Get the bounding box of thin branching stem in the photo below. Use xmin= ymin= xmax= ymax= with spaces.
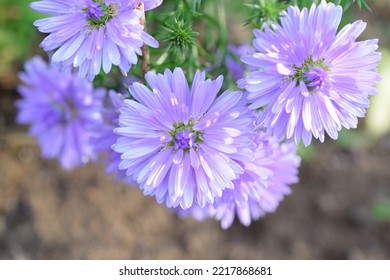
xmin=137 ymin=2 xmax=150 ymax=77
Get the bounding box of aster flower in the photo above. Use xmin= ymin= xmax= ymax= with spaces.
xmin=31 ymin=0 xmax=163 ymax=81
xmin=176 ymin=131 xmax=301 ymax=229
xmin=239 ymin=1 xmax=381 ymax=146
xmin=226 ymin=43 xmax=256 ymax=81
xmin=113 ymin=68 xmax=255 ymax=209
xmin=93 ymin=90 xmax=135 ymax=183
xmin=16 ymin=56 xmax=105 ymax=170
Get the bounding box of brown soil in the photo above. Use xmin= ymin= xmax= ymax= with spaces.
xmin=1 ymin=85 xmax=390 ymax=260
xmin=1 ymin=0 xmax=390 ymax=260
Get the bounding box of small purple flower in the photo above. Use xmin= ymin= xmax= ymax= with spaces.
xmin=31 ymin=0 xmax=163 ymax=81
xmin=113 ymin=68 xmax=256 ymax=209
xmin=16 ymin=56 xmax=105 ymax=170
xmin=239 ymin=1 xmax=381 ymax=146
xmin=177 ymin=131 xmax=301 ymax=229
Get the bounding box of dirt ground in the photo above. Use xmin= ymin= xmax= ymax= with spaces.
xmin=1 ymin=84 xmax=390 ymax=260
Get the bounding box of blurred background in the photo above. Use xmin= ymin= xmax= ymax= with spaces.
xmin=1 ymin=0 xmax=390 ymax=259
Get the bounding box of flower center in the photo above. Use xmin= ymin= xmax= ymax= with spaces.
xmin=170 ymin=121 xmax=203 ymax=151
xmin=290 ymin=55 xmax=329 ymax=92
xmin=86 ymin=1 xmax=105 ymax=20
xmin=174 ymin=128 xmax=195 ymax=150
xmin=84 ymin=0 xmax=118 ymax=26
xmin=304 ymin=67 xmax=328 ymax=91
xmin=53 ymin=97 xmax=79 ymax=123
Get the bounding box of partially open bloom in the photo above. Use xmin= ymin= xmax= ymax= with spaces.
xmin=16 ymin=56 xmax=104 ymax=169
xmin=226 ymin=43 xmax=255 ymax=81
xmin=177 ymin=131 xmax=300 ymax=229
xmin=213 ymin=133 xmax=300 ymax=228
xmin=93 ymin=90 xmax=132 ymax=183
xmin=113 ymin=68 xmax=255 ymax=209
xmin=239 ymin=1 xmax=381 ymax=146
xmin=31 ymin=0 xmax=163 ymax=80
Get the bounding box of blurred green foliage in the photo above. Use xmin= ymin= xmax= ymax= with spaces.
xmin=335 ymin=129 xmax=370 ymax=149
xmin=244 ymin=0 xmax=288 ymax=30
xmin=0 ymin=0 xmax=41 ymax=79
xmin=373 ymin=200 xmax=390 ymax=222
xmin=297 ymin=143 xmax=317 ymax=161
xmin=145 ymin=0 xmax=230 ymax=83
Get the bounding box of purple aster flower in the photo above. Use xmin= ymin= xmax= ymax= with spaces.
xmin=113 ymin=68 xmax=256 ymax=209
xmin=239 ymin=1 xmax=381 ymax=146
xmin=177 ymin=131 xmax=301 ymax=229
xmin=16 ymin=56 xmax=105 ymax=170
xmin=93 ymin=90 xmax=134 ymax=183
xmin=226 ymin=43 xmax=256 ymax=81
xmin=31 ymin=0 xmax=163 ymax=81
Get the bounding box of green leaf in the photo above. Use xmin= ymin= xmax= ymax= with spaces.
xmin=192 ymin=0 xmax=202 ymax=12
xmin=334 ymin=0 xmax=371 ymax=11
xmin=356 ymin=0 xmax=371 ymax=11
